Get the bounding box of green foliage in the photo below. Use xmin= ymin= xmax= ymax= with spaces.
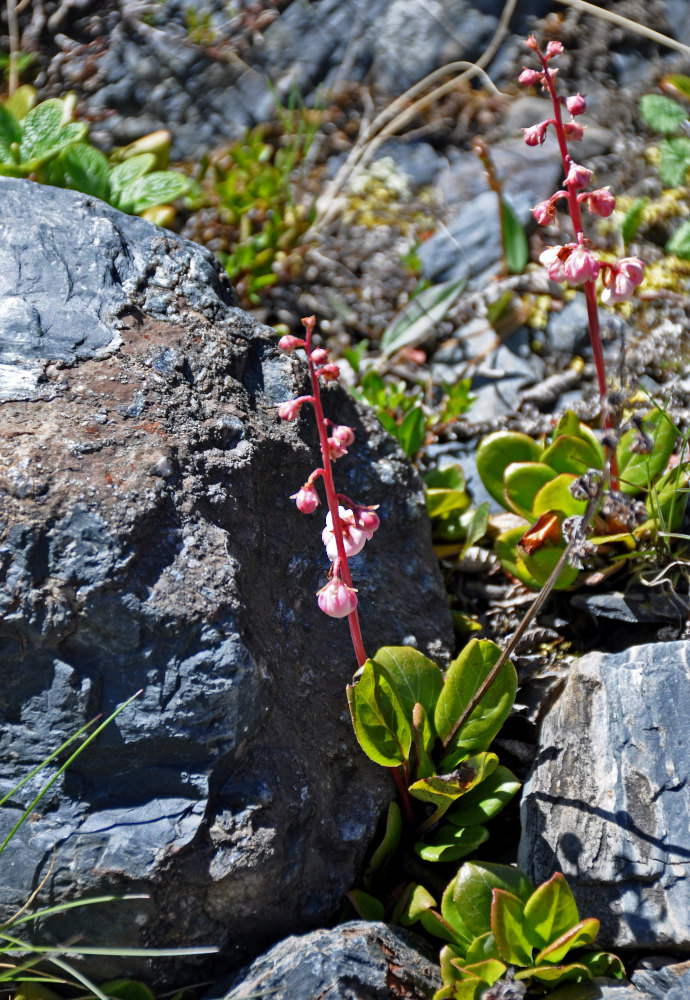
xmin=0 ymin=96 xmax=87 ymax=176
xmin=397 ymin=865 xmax=623 ymax=998
xmin=501 ymin=197 xmax=529 ymax=274
xmin=347 ymin=643 xmax=519 ymax=860
xmin=476 ymin=407 xmax=686 ymax=589
xmin=379 ymin=277 xmax=467 ymax=357
xmin=639 ymin=88 xmax=690 ymax=258
xmin=0 ymin=50 xmax=35 ymax=82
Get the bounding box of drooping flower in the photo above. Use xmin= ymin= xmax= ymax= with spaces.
xmin=291 ymin=484 xmax=320 ymax=514
xmin=522 ymin=120 xmax=551 ymax=146
xmin=277 ymin=395 xmax=312 ymax=420
xmin=519 ymin=67 xmax=541 ymax=86
xmin=580 ymin=187 xmax=616 ymax=217
xmin=322 ymin=506 xmax=369 ymax=560
xmin=565 ymin=161 xmax=592 ymax=190
xmin=565 ymin=93 xmax=586 ymax=115
xmin=278 ymin=335 xmax=305 ymax=352
xmin=331 ymin=425 xmax=356 ymax=449
xmin=545 ymin=40 xmax=564 ymax=58
xmin=533 ymin=192 xmax=565 ymax=225
xmin=354 ymin=507 xmax=380 ymax=537
xmin=601 ymin=257 xmax=645 ymax=304
xmin=311 ymin=348 xmax=329 ymax=364
xmin=316 ymin=363 xmax=340 ymax=382
xmin=563 ymin=244 xmax=600 ymax=284
xmin=562 ymin=120 xmax=585 ymax=141
xmin=540 ymin=243 xmax=575 ymax=282
xmin=317 ymin=576 xmax=358 ymax=618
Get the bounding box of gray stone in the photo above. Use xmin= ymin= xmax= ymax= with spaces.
xmin=0 ymin=178 xmax=452 ymax=984
xmin=632 ymin=960 xmax=690 ymax=1000
xmin=519 ymin=641 xmax=690 ymax=951
xmin=206 ymin=921 xmax=442 ymax=1000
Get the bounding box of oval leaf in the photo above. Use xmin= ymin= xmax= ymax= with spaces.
xmin=491 ymin=889 xmax=533 ymax=966
xmin=532 ymin=473 xmax=587 ymax=519
xmin=444 ymin=862 xmax=534 ymax=945
xmin=541 ymin=434 xmax=604 ymax=476
xmin=373 ymin=646 xmax=444 ymax=722
xmin=504 ymin=462 xmax=557 ymax=519
xmin=445 ymin=765 xmax=521 ymax=827
xmin=346 ymin=889 xmax=385 ymax=922
xmin=616 ymin=407 xmax=677 ymax=494
xmin=523 ymin=873 xmax=580 ymax=950
xmin=346 ymin=659 xmax=411 ymax=767
xmin=535 ymin=917 xmax=600 ymax=965
xmin=123 ymin=170 xmax=190 ymax=213
xmin=476 ymin=432 xmax=542 ymax=507
xmin=501 ymin=196 xmax=528 ymax=274
xmin=414 ymin=823 xmax=489 ymax=863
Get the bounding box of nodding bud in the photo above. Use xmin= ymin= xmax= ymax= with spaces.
xmin=519 ymin=67 xmax=541 ymax=86
xmin=327 ymin=437 xmax=348 ymax=460
xmin=565 ymin=93 xmax=587 ymax=115
xmin=277 ymin=395 xmax=311 ymax=420
xmin=311 ymin=348 xmax=328 ymax=364
xmin=355 ymin=507 xmax=380 ymax=538
xmin=562 ymin=119 xmax=585 ymax=140
xmin=316 ymin=576 xmax=358 ymax=618
xmin=278 ymin=335 xmax=305 ymax=352
xmin=522 ymin=120 xmax=551 ymax=146
xmin=317 ymin=363 xmax=340 ymax=381
xmin=581 ymin=187 xmax=616 ymax=217
xmin=545 ymin=40 xmax=564 ymax=58
xmin=533 ymin=192 xmax=565 ymax=225
xmin=525 ymin=34 xmax=539 ymax=51
xmin=291 ymin=484 xmax=320 ymax=514
xmin=565 ymin=161 xmax=592 ymax=190
xmin=301 ymin=315 xmax=316 ymax=336
xmin=331 ymin=425 xmax=356 ymax=448
xmin=563 ymin=245 xmax=600 ymax=284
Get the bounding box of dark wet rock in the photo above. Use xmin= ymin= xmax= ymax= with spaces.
xmin=519 ymin=641 xmax=690 ymax=952
xmin=206 ymin=921 xmax=442 ymax=1000
xmin=0 ymin=178 xmax=452 ymax=984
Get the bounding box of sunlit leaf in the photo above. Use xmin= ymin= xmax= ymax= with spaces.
xmin=435 ymin=639 xmax=516 ymax=752
xmin=503 ymin=462 xmax=556 ymax=520
xmin=534 ymin=917 xmax=600 ymax=964
xmin=639 ymin=94 xmax=688 ymax=134
xmin=346 ymin=658 xmax=411 ymax=767
xmin=523 ymin=873 xmax=579 ymax=950
xmin=380 ymin=276 xmax=467 ymax=356
xmin=491 ymin=889 xmax=533 ymax=966
xmin=616 ymin=407 xmax=676 ymax=494
xmin=444 ymin=765 xmax=520 ymax=827
xmin=476 ymin=432 xmax=541 ymax=507
xmin=501 ymin=197 xmax=528 ymax=274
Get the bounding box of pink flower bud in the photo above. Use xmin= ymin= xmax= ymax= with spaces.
xmin=317 ymin=576 xmax=358 ymax=618
xmin=311 ymin=348 xmax=328 ymax=364
xmin=525 ymin=34 xmax=539 ymax=51
xmin=601 ymin=257 xmax=645 ymax=304
xmin=565 ymin=93 xmax=586 ymax=115
xmin=545 ymin=40 xmax=564 ymax=58
xmin=355 ymin=507 xmax=380 ymax=538
xmin=331 ymin=425 xmax=355 ymax=448
xmin=522 ymin=120 xmax=551 ymax=146
xmin=540 ymin=244 xmax=574 ymax=283
xmin=533 ymin=192 xmax=565 ymax=225
xmin=291 ymin=484 xmax=320 ymax=514
xmin=317 ymin=363 xmax=340 ymax=382
xmin=327 ymin=437 xmax=348 ymax=460
xmin=519 ymin=67 xmax=541 ymax=86
xmin=581 ymin=187 xmax=616 ymax=217
xmin=322 ymin=506 xmax=368 ymax=560
xmin=563 ymin=245 xmax=600 ymax=284
xmin=565 ymin=161 xmax=592 ymax=190
xmin=276 ymin=395 xmax=311 ymax=420
xmin=562 ymin=120 xmax=585 ymax=140
xmin=278 ymin=335 xmax=305 ymax=352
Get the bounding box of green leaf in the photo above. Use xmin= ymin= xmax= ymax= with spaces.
xmin=457 ymin=959 xmax=506 ymax=986
xmin=434 ymin=639 xmax=517 ymax=752
xmin=443 ymin=862 xmax=534 ymax=946
xmin=520 ymin=538 xmax=578 ymax=590
xmin=20 ymin=100 xmax=87 ymax=167
xmin=445 ymin=765 xmax=521 ymax=827
xmin=659 ymin=136 xmax=690 ymax=187
xmin=100 ymin=981 xmax=156 ymax=1000
xmin=0 ymin=102 xmax=22 ymax=158
xmin=346 ymin=658 xmax=412 ymax=767
xmin=433 ymin=980 xmax=484 ymax=1000
xmin=639 ymin=94 xmax=688 ymax=134
xmin=346 ymin=889 xmax=386 ymax=922
xmin=646 ymin=460 xmax=690 ymax=530
xmin=425 ymin=465 xmax=471 ymax=518
xmin=532 ymin=474 xmax=587 ymax=519
xmin=541 ymin=434 xmax=604 ymax=476
xmin=622 ymin=196 xmax=648 ymax=244
xmin=4 ymin=83 xmax=38 ymax=120
xmin=514 ymin=963 xmax=591 ymax=986
xmin=396 ymin=884 xmax=457 ymax=944
xmin=501 ymin=197 xmax=528 ymax=274
xmin=503 ymin=462 xmax=557 ymax=520
xmin=396 ymin=406 xmax=425 ymax=455
xmin=494 ymin=524 xmax=541 ymax=590
xmin=464 ymin=932 xmax=502 ymax=963
xmin=662 ymin=74 xmax=690 ymax=99
xmin=363 ymin=801 xmax=401 ymax=886
xmin=439 ymin=943 xmax=468 ymax=985
xmin=52 ymin=142 xmax=111 ymax=200
xmin=476 ymin=431 xmax=542 ymax=507
xmin=408 ymin=752 xmax=498 ymax=820
xmin=579 ymin=950 xmax=625 ymax=978
xmin=414 ymin=823 xmax=489 ymax=863
xmin=121 ymin=170 xmax=190 ymax=213
xmin=108 ymin=153 xmax=157 ymax=196
xmin=535 ymin=917 xmax=600 ymax=965
xmin=523 ymin=873 xmax=580 ymax=950
xmin=373 ymin=646 xmax=444 ymax=721
xmin=616 ymin=407 xmax=676 ymax=494
xmin=666 ymin=218 xmax=690 ymax=259
xmin=380 ymin=276 xmax=467 ymax=356
xmin=491 ymin=889 xmax=533 ymax=965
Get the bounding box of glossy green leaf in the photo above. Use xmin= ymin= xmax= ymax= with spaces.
xmin=535 ymin=917 xmax=600 ymax=965
xmin=108 ymin=153 xmax=157 ymax=196
xmin=444 ymin=863 xmax=534 ymax=946
xmin=363 ymin=801 xmax=401 ymax=885
xmin=532 ymin=474 xmax=587 ymax=519
xmin=346 ymin=658 xmax=411 ymax=767
xmin=397 ymin=405 xmax=426 ymax=456
xmin=52 ymin=142 xmax=111 ymax=200
xmin=397 ymin=883 xmax=437 ymax=926
xmin=445 ymin=765 xmax=520 ymax=827
xmin=523 ymin=873 xmax=580 ymax=950
xmin=501 ymin=196 xmax=528 ymax=274
xmin=346 ymin=889 xmax=386 ymax=922
xmin=426 ymin=471 xmax=471 ymax=518
xmin=554 ymin=412 xmax=606 ymax=465
xmin=541 ymin=434 xmax=604 ymax=476
xmin=477 ymin=432 xmax=542 ymax=507
xmin=666 ymin=218 xmax=690 ymax=259
xmin=439 ymin=943 xmax=467 ymax=985
xmin=458 ymin=959 xmax=506 ymax=986
xmin=616 ymin=408 xmax=676 ymax=494
xmin=20 ymin=100 xmax=87 ymax=166
xmin=373 ymin=646 xmax=444 ymax=721
xmin=639 ymin=94 xmax=688 ymax=134
xmin=491 ymin=889 xmax=533 ymax=965
xmin=122 ymin=170 xmax=190 ymax=213
xmin=412 ymin=701 xmax=436 ymax=779
xmin=425 ymin=463 xmax=465 ymax=492
xmin=380 ymin=275 xmax=467 ymax=356
xmin=503 ymin=462 xmax=557 ymax=519
xmin=464 ymin=931 xmax=501 ymax=964
xmin=432 ymin=980 xmax=484 ymax=1000
xmin=514 ymin=962 xmax=591 ymax=986
xmin=434 ymin=639 xmax=517 ymax=751
xmin=461 ymin=503 xmax=490 ymax=552
xmin=622 ymin=196 xmax=648 ymax=244
xmin=100 ymin=981 xmax=155 ymax=1000
xmin=579 ymin=950 xmax=625 ymax=978
xmin=520 ymin=538 xmax=578 ymax=590
xmin=495 ymin=525 xmax=542 ymax=589
xmin=414 ymin=823 xmax=489 ymax=863
xmin=659 ymin=136 xmax=690 ymax=187
xmin=408 ymin=752 xmax=498 ymax=816
xmin=647 ymin=461 xmax=690 ymax=529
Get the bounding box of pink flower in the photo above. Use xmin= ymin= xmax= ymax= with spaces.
xmin=327 ymin=437 xmax=348 ymax=460
xmin=565 ymin=93 xmax=587 ymax=115
xmin=525 ymin=35 xmax=539 ymax=51
xmin=331 ymin=425 xmax=356 ymax=448
xmin=539 ymin=243 xmax=574 ymax=282
xmin=322 ymin=506 xmax=368 ymax=560
xmin=519 ymin=67 xmax=541 ymax=86
xmin=317 ymin=576 xmax=357 ymax=618
xmin=533 ymin=192 xmax=565 ymax=225
xmin=545 ymin=40 xmax=564 ymax=59
xmin=562 ymin=120 xmax=585 ymax=141
xmin=354 ymin=507 xmax=380 ymax=537
xmin=563 ymin=245 xmax=600 ymax=284
xmin=522 ymin=120 xmax=551 ymax=146
xmin=291 ymin=484 xmax=320 ymax=514
xmin=565 ymin=161 xmax=592 ymax=190
xmin=278 ymin=335 xmax=305 ymax=352
xmin=277 ymin=395 xmax=311 ymax=420
xmin=317 ymin=363 xmax=340 ymax=382
xmin=311 ymin=348 xmax=328 ymax=364
xmin=601 ymin=257 xmax=645 ymax=304
xmin=580 ymin=187 xmax=616 ymax=217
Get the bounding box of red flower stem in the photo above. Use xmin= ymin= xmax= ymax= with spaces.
xmin=539 ymin=55 xmax=608 ymax=406
xmin=391 ymin=765 xmax=415 ymax=826
xmin=304 ymin=318 xmax=367 ymax=668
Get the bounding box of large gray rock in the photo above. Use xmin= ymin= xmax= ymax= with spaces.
xmin=206 ymin=921 xmax=442 ymax=1000
xmin=519 ymin=642 xmax=690 ymax=952
xmin=0 ymin=177 xmax=452 ymax=983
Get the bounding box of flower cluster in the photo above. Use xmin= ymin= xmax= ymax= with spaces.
xmin=277 ymin=318 xmax=379 ymax=634
xmin=520 ymin=36 xmax=644 ymax=308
